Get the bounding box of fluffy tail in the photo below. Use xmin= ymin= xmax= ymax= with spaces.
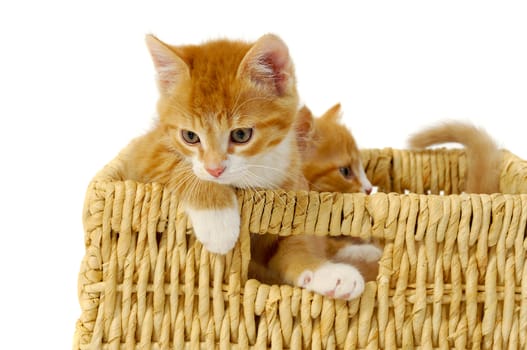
xmin=408 ymin=121 xmax=502 ymax=194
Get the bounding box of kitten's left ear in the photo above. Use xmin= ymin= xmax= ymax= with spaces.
xmin=237 ymin=34 xmax=295 ymax=96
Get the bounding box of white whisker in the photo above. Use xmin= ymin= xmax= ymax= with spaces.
xmin=242 ymin=171 xmax=288 ymax=207
xmin=247 ymin=164 xmax=299 ymax=184
xmin=239 ymin=175 xmax=271 ymax=206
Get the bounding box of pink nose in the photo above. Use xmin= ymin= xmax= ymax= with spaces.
xmin=206 ymin=166 xmax=225 ymax=178
xmin=364 ymin=187 xmax=372 ymax=195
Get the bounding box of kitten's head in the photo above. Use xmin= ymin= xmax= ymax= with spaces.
xmin=146 ymin=34 xmax=300 ymax=189
xmin=300 ymin=104 xmax=372 ymax=194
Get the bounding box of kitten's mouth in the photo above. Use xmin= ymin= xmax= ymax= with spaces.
xmin=200 ymin=172 xmax=261 ymax=189
xmin=195 ymin=171 xmax=237 ymax=185
xmin=209 ymin=176 xmax=233 ymax=185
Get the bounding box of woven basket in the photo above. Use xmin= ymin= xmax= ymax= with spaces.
xmin=74 ymin=148 xmax=527 ymax=349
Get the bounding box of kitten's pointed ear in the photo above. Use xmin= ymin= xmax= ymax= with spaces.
xmin=296 ymin=105 xmax=316 ymax=159
xmin=321 ymin=103 xmax=343 ymax=123
xmin=296 ymin=105 xmax=315 ymax=139
xmin=145 ymin=34 xmax=190 ymax=93
xmin=237 ymin=34 xmax=295 ymax=95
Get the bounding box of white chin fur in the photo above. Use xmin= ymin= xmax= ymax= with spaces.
xmin=358 ymin=161 xmax=372 ymax=192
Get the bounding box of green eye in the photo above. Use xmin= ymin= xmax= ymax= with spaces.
xmin=230 ymin=128 xmax=253 ymax=144
xmin=339 ymin=166 xmax=353 ymax=179
xmin=181 ymin=130 xmax=200 ymax=144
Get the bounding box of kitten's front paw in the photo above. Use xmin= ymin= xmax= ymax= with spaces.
xmin=297 ymin=263 xmax=365 ymax=300
xmin=186 ymin=206 xmax=240 ymax=255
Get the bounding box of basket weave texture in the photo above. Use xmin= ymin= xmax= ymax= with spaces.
xmin=74 ymin=148 xmax=527 ymax=349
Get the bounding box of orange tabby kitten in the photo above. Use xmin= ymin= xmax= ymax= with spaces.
xmin=121 ymin=34 xmax=304 ymax=255
xmin=408 ymin=121 xmax=502 ymax=193
xmin=121 ymin=34 xmax=375 ymax=300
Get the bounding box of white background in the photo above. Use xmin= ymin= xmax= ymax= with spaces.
xmin=1 ymin=1 xmax=526 ymax=348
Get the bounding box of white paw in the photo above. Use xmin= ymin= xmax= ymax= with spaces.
xmin=297 ymin=263 xmax=365 ymax=300
xmin=334 ymin=243 xmax=382 ymax=262
xmin=186 ymin=206 xmax=240 ymax=255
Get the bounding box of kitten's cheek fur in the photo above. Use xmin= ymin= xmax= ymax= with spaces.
xmin=297 ymin=263 xmax=365 ymax=300
xmin=186 ymin=206 xmax=240 ymax=254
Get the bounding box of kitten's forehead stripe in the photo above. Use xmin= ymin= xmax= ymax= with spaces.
xmin=182 ymin=40 xmax=250 ymax=116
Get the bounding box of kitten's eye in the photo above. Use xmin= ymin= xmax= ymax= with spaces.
xmin=230 ymin=128 xmax=253 ymax=144
xmin=339 ymin=166 xmax=354 ymax=179
xmin=181 ymin=130 xmax=200 ymax=145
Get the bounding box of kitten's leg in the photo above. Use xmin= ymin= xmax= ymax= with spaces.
xmin=332 ymin=242 xmax=383 ymax=282
xmin=184 ymin=183 xmax=240 ymax=255
xmin=269 ymin=236 xmax=366 ymax=300
xmin=333 ymin=243 xmax=383 ymax=263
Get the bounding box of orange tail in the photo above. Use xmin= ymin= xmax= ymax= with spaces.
xmin=408 ymin=121 xmax=502 ymax=193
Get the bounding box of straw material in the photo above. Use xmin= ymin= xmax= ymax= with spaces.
xmin=74 ymin=148 xmax=527 ymax=349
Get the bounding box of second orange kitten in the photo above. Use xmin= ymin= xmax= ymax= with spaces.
xmin=300 ymin=104 xmax=380 ymax=283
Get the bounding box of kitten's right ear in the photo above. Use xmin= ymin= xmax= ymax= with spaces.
xmin=237 ymin=34 xmax=295 ymax=96
xmin=145 ymin=34 xmax=190 ymax=93
xmin=321 ymin=103 xmax=343 ymax=123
